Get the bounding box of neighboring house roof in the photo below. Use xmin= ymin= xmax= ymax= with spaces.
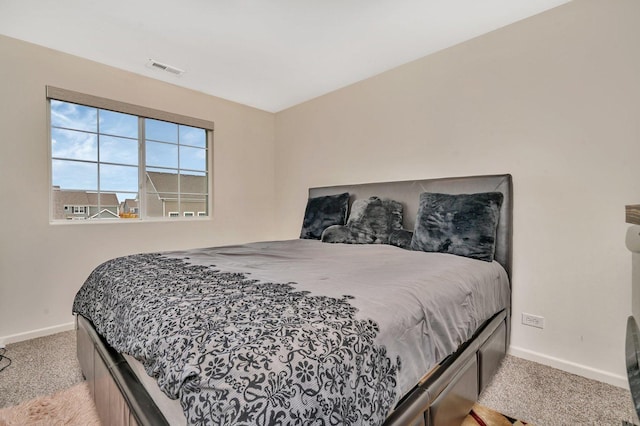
xmin=52 ymin=188 xmax=119 ymax=207
xmin=146 ymin=171 xmax=206 ymax=201
xmin=52 ymin=188 xmax=119 ymax=219
xmin=124 ymin=199 xmax=138 ymax=208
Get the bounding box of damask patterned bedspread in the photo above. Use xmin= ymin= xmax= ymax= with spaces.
xmin=72 ymin=239 xmax=509 ymax=425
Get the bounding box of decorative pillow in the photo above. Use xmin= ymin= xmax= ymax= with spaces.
xmin=320 ymin=225 xmax=360 ymax=244
xmin=410 ymin=192 xmax=503 ymax=262
xmin=389 ymin=229 xmax=413 ymax=250
xmin=300 ymin=192 xmax=350 ymax=240
xmin=321 ymin=196 xmax=403 ymax=244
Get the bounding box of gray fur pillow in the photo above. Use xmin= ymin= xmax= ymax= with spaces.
xmin=300 ymin=192 xmax=350 ymax=240
xmin=320 ymin=225 xmax=360 ymax=244
xmin=410 ymin=192 xmax=503 ymax=262
xmin=321 ymin=196 xmax=403 ymax=244
xmin=389 ymin=229 xmax=413 ymax=250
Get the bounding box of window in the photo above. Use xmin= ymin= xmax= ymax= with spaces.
xmin=64 ymin=205 xmax=87 ymax=214
xmin=48 ymin=87 xmax=214 ymax=222
xmin=197 ymin=211 xmax=207 ymax=217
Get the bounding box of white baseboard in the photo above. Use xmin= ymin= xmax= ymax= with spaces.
xmin=509 ymin=345 xmax=628 ymax=390
xmin=0 ymin=322 xmax=75 ymax=346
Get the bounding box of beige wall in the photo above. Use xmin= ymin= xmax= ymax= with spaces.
xmin=0 ymin=35 xmax=277 ymax=340
xmin=275 ymin=0 xmax=640 ymax=387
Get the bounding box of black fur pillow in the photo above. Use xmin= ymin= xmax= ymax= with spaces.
xmin=299 ymin=192 xmax=350 ymax=240
xmin=322 ymin=196 xmax=403 ymax=244
xmin=410 ymin=192 xmax=503 ymax=262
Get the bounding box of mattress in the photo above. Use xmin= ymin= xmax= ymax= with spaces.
xmin=73 ymin=239 xmax=509 ymax=424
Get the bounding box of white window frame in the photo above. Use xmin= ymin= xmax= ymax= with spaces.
xmin=168 ymin=212 xmax=180 ymax=218
xmin=183 ymin=212 xmax=194 ymax=217
xmin=47 ymin=86 xmax=214 ymax=223
xmin=197 ymin=211 xmax=207 ymax=217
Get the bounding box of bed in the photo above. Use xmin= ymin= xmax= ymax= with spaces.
xmin=73 ymin=173 xmax=513 ymax=426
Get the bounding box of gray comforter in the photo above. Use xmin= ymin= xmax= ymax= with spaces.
xmin=72 ymin=239 xmax=509 ymax=425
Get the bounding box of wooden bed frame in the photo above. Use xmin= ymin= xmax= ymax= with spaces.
xmin=76 ymin=174 xmax=513 ymax=426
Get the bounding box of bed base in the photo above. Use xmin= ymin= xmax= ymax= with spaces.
xmin=76 ymin=314 xmax=167 ymax=426
xmin=76 ymin=308 xmax=507 ymax=426
xmin=384 ymin=310 xmax=508 ymax=426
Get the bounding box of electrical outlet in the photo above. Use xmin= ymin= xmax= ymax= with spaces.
xmin=522 ymin=313 xmax=545 ymax=329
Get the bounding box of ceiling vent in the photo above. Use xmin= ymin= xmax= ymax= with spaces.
xmin=146 ymin=59 xmax=185 ymax=76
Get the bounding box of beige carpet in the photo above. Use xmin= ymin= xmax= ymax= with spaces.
xmin=2 ymin=331 xmax=637 ymax=425
xmin=0 ymin=380 xmax=533 ymax=426
xmin=0 ymin=382 xmax=99 ymax=426
xmin=0 ymin=331 xmax=83 ymax=409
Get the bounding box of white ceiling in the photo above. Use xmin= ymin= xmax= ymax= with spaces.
xmin=0 ymin=0 xmax=568 ymax=112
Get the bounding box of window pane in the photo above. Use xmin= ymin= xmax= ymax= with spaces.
xmin=179 ymin=125 xmax=206 ymax=148
xmin=179 ymin=146 xmax=206 ymax=171
xmin=146 ymin=168 xmax=178 ymax=192
xmin=146 ymin=119 xmax=177 ymax=143
xmin=93 ymin=193 xmax=121 ymax=219
xmin=52 ymin=160 xmax=97 ymax=191
xmin=180 ymin=172 xmax=207 ymax=217
xmin=99 ymin=109 xmax=138 ymax=138
xmin=116 ymin=193 xmax=137 ymax=205
xmin=182 ymin=201 xmax=207 ymax=216
xmin=180 ymin=172 xmax=207 ymax=194
xmin=100 ymin=164 xmax=138 ymax=192
xmin=146 ymin=141 xmax=178 ymax=169
xmin=145 ymin=192 xmax=164 ymax=218
xmin=51 ymin=100 xmax=97 ymax=132
xmin=51 ymin=128 xmax=97 ymax=161
xmin=118 ymin=194 xmax=139 ymax=219
xmin=100 ymin=135 xmax=138 ymax=166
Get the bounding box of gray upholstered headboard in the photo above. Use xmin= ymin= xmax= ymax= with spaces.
xmin=308 ymin=174 xmax=513 ymax=280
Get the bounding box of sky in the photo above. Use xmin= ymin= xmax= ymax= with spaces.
xmin=50 ymin=100 xmax=207 ymax=203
